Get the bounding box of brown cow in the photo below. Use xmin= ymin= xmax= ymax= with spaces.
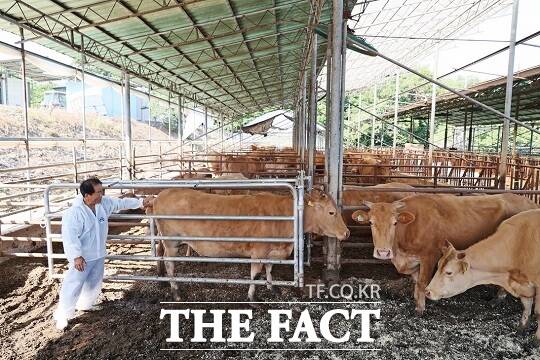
xmin=151 ymin=188 xmax=350 ymax=301
xmin=342 ymin=182 xmax=415 ymax=226
xmin=425 ymin=209 xmax=540 ymax=339
xmin=351 ymin=193 xmax=538 ymax=314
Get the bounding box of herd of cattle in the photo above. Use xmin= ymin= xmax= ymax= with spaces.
xmin=113 ymin=146 xmax=540 ymax=340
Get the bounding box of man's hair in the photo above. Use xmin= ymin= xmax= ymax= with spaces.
xmin=80 ymin=177 xmax=102 ymax=197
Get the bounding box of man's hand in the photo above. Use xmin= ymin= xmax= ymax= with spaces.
xmin=74 ymin=256 xmax=86 ymax=272
xmin=142 ymin=196 xmax=155 ymax=209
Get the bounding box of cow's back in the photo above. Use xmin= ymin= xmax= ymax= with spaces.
xmin=153 ymin=189 xmax=294 ymax=258
xmin=396 ymin=194 xmax=537 ymax=254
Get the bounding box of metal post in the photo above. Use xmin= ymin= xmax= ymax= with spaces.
xmin=118 ymin=144 xmax=123 ymax=180
xmin=496 ymin=125 xmax=501 ymax=153
xmin=178 ymin=95 xmax=183 ymax=160
xmin=168 ymin=91 xmax=171 ymax=140
xmin=147 ymin=82 xmax=152 ymax=150
xmin=220 ymin=114 xmax=224 ymax=153
xmin=512 ymin=95 xmax=521 ymax=157
xmin=80 ymin=35 xmax=87 ymax=161
xmin=498 ymin=0 xmax=519 ymax=189
xmin=463 ymin=112 xmax=468 ymax=150
xmin=300 ymin=70 xmax=307 ymax=166
xmin=529 ymin=123 xmax=534 ymax=155
xmin=72 ymin=146 xmax=78 ymax=185
xmin=122 ymin=71 xmax=133 ymax=180
xmin=443 ymin=110 xmax=449 ymax=149
xmin=512 ymin=123 xmax=518 ymax=157
xmin=468 ymin=110 xmax=474 ymax=152
xmin=19 ymin=27 xmax=31 ymax=220
xmin=1 ymin=68 xmax=7 ymax=104
xmin=204 ymin=106 xmax=208 ymax=154
xmin=357 ymin=92 xmax=362 ymax=148
xmin=324 ymin=22 xmax=332 ymax=178
xmin=324 ymin=1 xmax=344 ymax=283
xmin=428 ymin=50 xmax=439 ymax=164
xmin=392 ymin=72 xmax=400 ymax=156
xmin=371 ymin=83 xmax=377 ymax=148
xmin=307 ymin=34 xmax=318 ymax=180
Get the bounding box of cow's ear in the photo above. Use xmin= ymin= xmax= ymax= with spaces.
xmin=352 ymin=210 xmax=369 ymax=224
xmin=441 ymin=239 xmax=454 ymax=252
xmin=397 ymin=211 xmax=415 ymax=224
xmin=362 ymin=200 xmax=374 ymax=209
xmin=458 ymin=255 xmax=469 ymax=273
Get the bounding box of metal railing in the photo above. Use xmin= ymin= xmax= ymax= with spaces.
xmin=40 ymin=177 xmax=307 ymax=288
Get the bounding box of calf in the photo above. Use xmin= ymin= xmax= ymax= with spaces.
xmin=426 ymin=209 xmax=540 ymax=339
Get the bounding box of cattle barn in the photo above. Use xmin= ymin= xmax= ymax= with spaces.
xmin=0 ymin=0 xmax=540 ymax=358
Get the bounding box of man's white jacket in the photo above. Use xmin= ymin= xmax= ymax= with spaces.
xmin=61 ymin=195 xmax=143 ymax=262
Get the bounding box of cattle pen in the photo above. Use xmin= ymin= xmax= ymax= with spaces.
xmin=1 ymin=0 xmax=540 ymax=359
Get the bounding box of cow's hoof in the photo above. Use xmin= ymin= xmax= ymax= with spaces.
xmin=516 ymin=324 xmax=529 ymax=336
xmin=172 ymin=294 xmax=182 ymax=302
xmin=415 ymin=307 xmax=425 ymax=316
xmin=270 ymin=287 xmax=282 ymax=296
xmin=488 ymin=294 xmax=506 ymax=308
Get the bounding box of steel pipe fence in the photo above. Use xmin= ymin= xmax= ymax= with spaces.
xmin=36 ymin=177 xmax=307 ymax=288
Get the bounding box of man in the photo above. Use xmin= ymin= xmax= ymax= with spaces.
xmin=53 ymin=177 xmax=152 ymax=330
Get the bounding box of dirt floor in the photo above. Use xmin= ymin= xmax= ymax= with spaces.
xmin=1 ymin=225 xmax=540 ymax=360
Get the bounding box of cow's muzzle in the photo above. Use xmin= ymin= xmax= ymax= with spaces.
xmin=374 ymin=248 xmax=393 ymax=260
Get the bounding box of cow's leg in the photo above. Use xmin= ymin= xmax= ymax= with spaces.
xmin=489 ymin=287 xmax=508 ymax=307
xmin=415 ymin=256 xmax=438 ymax=315
xmin=156 ymin=240 xmax=165 ymax=277
xmin=411 ymin=270 xmax=419 ymax=301
xmin=265 ymin=264 xmax=281 ymax=295
xmin=534 ymin=287 xmax=540 ymax=341
xmin=163 ymin=247 xmax=181 ymax=301
xmin=248 ymin=263 xmax=264 ymax=302
xmin=185 ymin=245 xmax=192 ymax=257
xmin=518 ymin=296 xmax=534 ymax=334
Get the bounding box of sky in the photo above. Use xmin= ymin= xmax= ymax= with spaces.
xmin=420 ymin=0 xmax=540 ymax=82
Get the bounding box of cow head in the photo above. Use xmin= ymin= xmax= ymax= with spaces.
xmin=304 ymin=190 xmax=350 ymax=241
xmin=351 ymin=200 xmax=415 ymax=260
xmin=425 ymin=241 xmax=472 ymax=300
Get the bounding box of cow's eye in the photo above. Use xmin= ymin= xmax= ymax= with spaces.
xmin=329 ymin=211 xmax=336 ymax=216
xmin=445 ymin=271 xmax=453 ymax=276
xmin=392 ymin=220 xmax=397 ymax=225
xmin=369 ymin=220 xmax=374 ymax=225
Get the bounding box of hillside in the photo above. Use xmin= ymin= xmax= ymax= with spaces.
xmin=0 ymin=105 xmax=173 ymax=182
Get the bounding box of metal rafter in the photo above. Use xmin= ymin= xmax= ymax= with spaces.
xmin=115 ymin=0 xmax=250 ymax=112
xmin=0 ymin=0 xmax=239 ymax=115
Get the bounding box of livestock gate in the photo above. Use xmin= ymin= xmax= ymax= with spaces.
xmin=38 ymin=177 xmax=310 ymax=290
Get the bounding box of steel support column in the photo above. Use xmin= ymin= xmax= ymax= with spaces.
xmin=392 ymin=72 xmax=400 ymax=155
xmin=498 ymin=0 xmax=519 ymax=189
xmin=371 ymin=83 xmax=377 ymax=148
xmin=80 ymin=35 xmax=87 ymax=161
xmin=204 ymin=106 xmax=208 ymax=154
xmin=443 ymin=110 xmax=449 ymax=149
xmin=324 ymin=1 xmax=345 ymax=283
xmin=178 ymin=95 xmax=183 ymax=159
xmin=307 ymin=34 xmax=318 ymax=180
xmin=122 ymin=71 xmax=133 ymax=180
xmin=428 ymin=50 xmax=438 ymax=165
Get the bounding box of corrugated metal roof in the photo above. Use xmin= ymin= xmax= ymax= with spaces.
xmin=0 ymin=0 xmax=346 ymax=117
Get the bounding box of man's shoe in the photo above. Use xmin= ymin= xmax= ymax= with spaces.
xmin=76 ymin=304 xmax=103 ymax=312
xmin=55 ymin=318 xmax=68 ymax=330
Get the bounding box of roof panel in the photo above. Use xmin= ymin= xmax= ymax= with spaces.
xmin=0 ymin=0 xmax=333 ymax=116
